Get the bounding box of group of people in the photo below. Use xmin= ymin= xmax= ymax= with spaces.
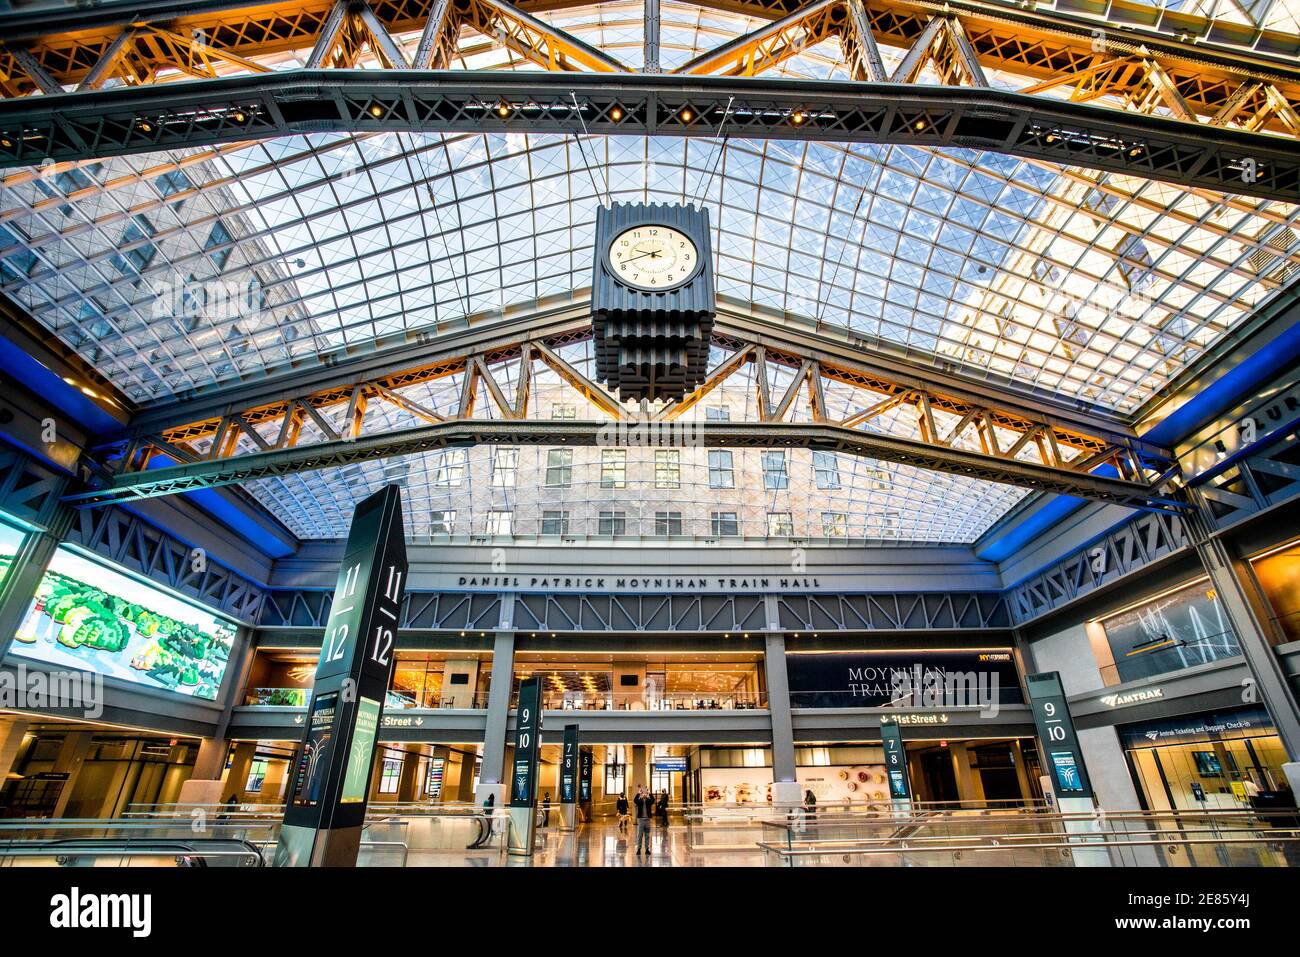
xmin=614 ymin=786 xmax=669 ymax=855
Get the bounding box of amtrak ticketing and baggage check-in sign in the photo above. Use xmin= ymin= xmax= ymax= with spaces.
xmin=275 ymin=485 xmax=409 ymax=867
xmin=1025 ymin=672 xmax=1093 ymax=800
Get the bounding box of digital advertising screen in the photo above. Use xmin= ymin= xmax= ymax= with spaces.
xmin=11 ymin=546 xmax=237 ymax=701
xmin=340 ymin=696 xmax=382 ymax=804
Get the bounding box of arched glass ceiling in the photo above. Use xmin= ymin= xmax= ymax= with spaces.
xmin=0 ymin=1 xmax=1297 ymax=543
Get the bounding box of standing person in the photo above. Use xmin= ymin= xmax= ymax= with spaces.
xmin=803 ymin=789 xmax=817 ymax=833
xmin=633 ymin=785 xmax=654 ymax=856
xmin=656 ymin=788 xmax=669 ymax=826
xmin=616 ymin=792 xmax=630 ymax=831
xmin=541 ymin=792 xmax=551 ymax=827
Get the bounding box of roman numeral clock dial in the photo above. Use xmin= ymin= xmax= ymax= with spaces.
xmin=609 ymin=225 xmax=698 ymax=290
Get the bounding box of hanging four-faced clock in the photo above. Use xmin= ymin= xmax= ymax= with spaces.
xmin=592 ymin=203 xmax=716 ymax=402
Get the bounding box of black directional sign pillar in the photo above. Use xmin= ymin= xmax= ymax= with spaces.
xmin=275 ymin=485 xmax=408 ymax=867
xmin=578 ymin=746 xmax=594 ymax=821
xmin=879 ymin=717 xmax=913 ymax=805
xmin=507 ymin=675 xmax=543 ymax=855
xmin=559 ymin=724 xmax=579 ymax=831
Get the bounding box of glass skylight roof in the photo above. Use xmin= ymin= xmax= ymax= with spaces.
xmin=0 ymin=0 xmax=1297 ymax=544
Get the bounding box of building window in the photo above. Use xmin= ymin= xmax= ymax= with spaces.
xmin=430 ymin=510 xmax=455 ymax=535
xmin=545 ymin=448 xmax=573 ymax=487
xmin=551 ymin=403 xmax=577 ymax=419
xmin=378 ymin=757 xmax=402 ymax=794
xmin=541 ymin=510 xmax=571 ymax=536
xmin=492 ymin=447 xmax=518 ymax=488
xmin=655 ymin=449 xmax=681 ymax=489
xmin=822 ymin=512 xmax=847 ymax=537
xmin=600 ymin=449 xmax=627 ymax=489
xmin=433 ymin=449 xmax=467 ymax=487
xmin=767 ymin=511 xmax=794 ymax=536
xmin=711 ymin=511 xmax=739 ymax=536
xmin=708 ymin=450 xmax=734 ymax=488
xmin=486 ymin=510 xmax=513 ymax=535
xmin=705 ymin=407 xmax=730 ymax=421
xmin=762 ymin=451 xmax=788 ymax=490
xmin=654 ymin=511 xmax=683 ymax=536
xmin=598 ymin=510 xmax=626 ymax=536
xmin=244 ymin=758 xmax=268 ymax=793
xmin=812 ymin=451 xmax=841 ymax=490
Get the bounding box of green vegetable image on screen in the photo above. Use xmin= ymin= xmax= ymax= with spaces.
xmin=13 ymin=549 xmax=236 ymax=701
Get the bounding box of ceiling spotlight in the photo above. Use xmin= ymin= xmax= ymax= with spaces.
xmin=369 ymin=104 xmax=383 ymax=117
xmin=914 ymin=119 xmax=925 ymax=131
xmin=680 ymin=108 xmax=693 ymax=123
xmin=792 ymin=111 xmax=807 ymax=125
xmin=610 ymin=106 xmax=624 ymax=121
xmin=497 ymin=102 xmax=511 ymax=117
xmin=232 ymin=110 xmax=247 ymax=123
xmin=0 ymin=138 xmax=11 ymax=149
xmin=1045 ymin=133 xmax=1057 ymax=143
xmin=138 ymin=120 xmax=154 ymax=133
xmin=1128 ymin=146 xmax=1143 ymax=157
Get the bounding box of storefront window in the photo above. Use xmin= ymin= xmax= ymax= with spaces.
xmin=1099 ymin=581 xmax=1241 ymax=683
xmin=1119 ymin=707 xmax=1288 ymax=812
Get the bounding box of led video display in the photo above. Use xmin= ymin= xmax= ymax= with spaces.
xmin=12 ymin=546 xmax=237 ymax=701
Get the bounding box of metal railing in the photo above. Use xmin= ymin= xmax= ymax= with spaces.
xmin=513 ymin=691 xmax=767 ymax=711
xmin=758 ymin=807 xmax=1300 ymax=867
xmin=0 ymin=835 xmax=265 ymax=868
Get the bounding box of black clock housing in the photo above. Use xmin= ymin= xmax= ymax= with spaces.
xmin=592 ymin=202 xmax=715 ymax=402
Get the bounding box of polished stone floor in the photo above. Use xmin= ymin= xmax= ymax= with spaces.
xmin=405 ymin=821 xmax=765 ymax=867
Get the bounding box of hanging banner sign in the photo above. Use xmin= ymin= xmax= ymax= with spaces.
xmin=879 ymin=717 xmax=912 ymax=801
xmin=276 ymin=485 xmax=408 ymax=867
xmin=1025 ymin=672 xmax=1093 ymax=800
xmin=511 ymin=676 xmax=543 ymax=808
xmin=560 ymin=724 xmax=579 ymax=805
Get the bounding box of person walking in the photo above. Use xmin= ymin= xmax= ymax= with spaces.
xmin=633 ymin=785 xmax=654 ymax=856
xmin=615 ymin=792 xmax=630 ymax=831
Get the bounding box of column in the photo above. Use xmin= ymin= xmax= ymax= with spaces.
xmin=224 ymin=741 xmax=257 ymax=802
xmin=178 ymin=736 xmax=231 ymax=806
xmin=455 ymin=751 xmax=478 ymax=802
xmin=630 ymin=745 xmax=648 ymax=794
xmin=0 ymin=716 xmax=31 ymax=781
xmin=476 ymin=630 xmax=515 ymax=805
xmin=762 ymin=628 xmax=799 ymax=806
xmin=949 ymin=743 xmax=984 ymax=806
xmin=49 ymin=730 xmax=92 ymax=818
xmin=1010 ymin=739 xmax=1034 ymax=802
xmin=1185 ymin=489 xmax=1300 ymax=794
xmin=396 ymin=749 xmax=422 ymax=802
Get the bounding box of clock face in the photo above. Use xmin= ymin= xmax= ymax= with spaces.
xmin=607 ymin=224 xmax=699 ymax=291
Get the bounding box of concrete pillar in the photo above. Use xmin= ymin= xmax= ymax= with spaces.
xmin=0 ymin=716 xmax=31 ymax=780
xmin=177 ymin=736 xmax=231 ymax=806
xmin=442 ymin=659 xmax=480 ymax=708
xmin=476 ymin=630 xmax=515 ymax=805
xmin=224 ymin=742 xmax=257 ymax=802
xmin=455 ymin=751 xmax=478 ymax=802
xmin=1185 ymin=491 xmax=1300 ymax=794
xmin=1010 ymin=739 xmax=1034 ymax=802
xmin=630 ymin=745 xmax=648 ymax=794
xmin=762 ymin=629 xmax=799 ymax=805
xmin=49 ymin=730 xmax=93 ymax=818
xmin=949 ymin=743 xmax=984 ymax=805
xmin=396 ymin=749 xmax=422 ymax=802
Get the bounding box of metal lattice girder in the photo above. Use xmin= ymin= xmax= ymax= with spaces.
xmin=63 ymin=417 xmax=1184 ymax=510
xmin=117 ymin=300 xmax=1167 ymax=483
xmin=0 ymin=71 xmax=1294 ymax=200
xmin=673 ymin=0 xmax=845 ymax=76
xmin=460 ymin=0 xmax=631 ymax=72
xmin=3 ymin=0 xmax=1298 ymax=139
